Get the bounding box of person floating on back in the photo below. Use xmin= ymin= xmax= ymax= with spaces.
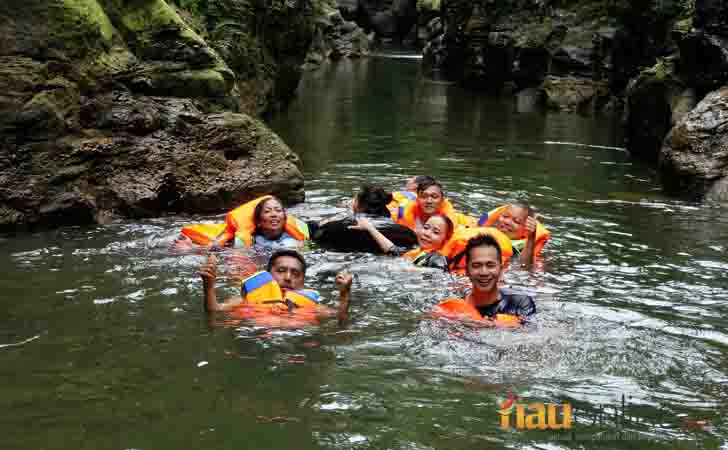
xmin=432 ymin=234 xmax=536 ymax=328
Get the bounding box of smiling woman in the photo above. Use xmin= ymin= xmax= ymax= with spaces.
xmin=177 ymin=195 xmax=311 ymax=249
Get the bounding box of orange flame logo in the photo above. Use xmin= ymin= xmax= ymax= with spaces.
xmin=498 ymin=391 xmax=519 ymax=416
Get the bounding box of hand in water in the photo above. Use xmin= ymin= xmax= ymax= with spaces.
xmin=199 ymin=254 xmax=218 ymax=286
xmin=172 ymin=234 xmax=195 ymax=251
xmin=335 ymin=271 xmax=353 ymax=293
xmin=270 ymin=303 xmax=289 ymax=315
xmin=348 ymin=217 xmax=373 ymax=231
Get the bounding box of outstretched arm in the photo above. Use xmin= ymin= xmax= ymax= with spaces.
xmin=335 ymin=271 xmax=354 ymax=325
xmin=349 ymin=217 xmax=396 ymax=253
xmin=199 ymin=254 xmax=244 ymax=313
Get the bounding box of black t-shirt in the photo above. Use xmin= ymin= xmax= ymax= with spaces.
xmin=474 ymin=288 xmax=536 ymax=319
xmin=388 ymin=246 xmax=449 ymax=271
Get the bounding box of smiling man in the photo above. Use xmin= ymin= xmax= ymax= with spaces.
xmin=432 ymin=234 xmax=536 ymax=327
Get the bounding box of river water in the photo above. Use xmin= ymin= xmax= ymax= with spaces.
xmin=2 ymin=56 xmax=727 ymax=449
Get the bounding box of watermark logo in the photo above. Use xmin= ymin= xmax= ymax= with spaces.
xmin=498 ymin=391 xmax=572 ymax=430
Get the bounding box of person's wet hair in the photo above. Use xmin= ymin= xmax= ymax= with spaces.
xmin=511 ymin=201 xmax=534 ymax=218
xmin=253 ymin=196 xmax=286 ymax=227
xmin=429 ymin=214 xmax=455 ymax=242
xmin=465 ymin=234 xmax=502 ymax=266
xmin=416 ymin=179 xmax=444 ymax=196
xmin=267 ymin=249 xmax=307 ymax=273
xmin=414 ymin=175 xmax=435 ymax=190
xmin=355 ymin=185 xmax=393 ymax=217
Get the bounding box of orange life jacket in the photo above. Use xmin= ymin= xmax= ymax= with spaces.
xmin=240 ymin=271 xmax=321 ymax=309
xmin=180 ymin=223 xmax=227 ymax=246
xmin=179 ymin=195 xmax=309 ymax=248
xmin=387 ymin=190 xmax=417 ymax=212
xmin=392 ymin=198 xmax=458 ymax=231
xmin=432 ymin=298 xmax=521 ymax=327
xmin=223 ymin=195 xmax=310 ymax=247
xmin=439 ymin=227 xmax=513 ymax=273
xmin=478 ymin=205 xmax=551 ymax=256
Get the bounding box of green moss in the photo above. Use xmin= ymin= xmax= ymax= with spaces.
xmin=117 ymin=0 xmax=206 ymax=48
xmin=149 ymin=68 xmax=230 ymax=97
xmin=673 ymin=17 xmax=693 ymax=33
xmin=417 ymin=0 xmax=441 ymax=13
xmin=52 ymin=0 xmax=116 ymax=51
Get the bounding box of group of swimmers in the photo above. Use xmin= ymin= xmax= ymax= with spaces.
xmin=185 ymin=175 xmax=550 ymax=329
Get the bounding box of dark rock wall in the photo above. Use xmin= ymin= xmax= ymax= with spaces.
xmin=0 ymin=0 xmax=313 ymax=229
xmin=420 ymin=0 xmax=728 ymax=202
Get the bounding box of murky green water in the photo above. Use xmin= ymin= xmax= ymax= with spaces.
xmin=2 ymin=56 xmax=727 ymax=450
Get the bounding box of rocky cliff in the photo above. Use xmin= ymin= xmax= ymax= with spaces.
xmin=421 ymin=0 xmax=728 ymax=202
xmin=0 ymin=0 xmax=315 ymax=229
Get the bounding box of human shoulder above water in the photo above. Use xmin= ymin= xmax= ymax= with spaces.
xmin=432 ymin=234 xmax=536 ymax=328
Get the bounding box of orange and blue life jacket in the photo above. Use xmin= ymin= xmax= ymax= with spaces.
xmin=477 ymin=205 xmax=551 ymax=256
xmin=241 ymin=271 xmax=320 ymax=310
xmin=387 ymin=190 xmax=417 ymax=213
xmin=392 ymin=198 xmax=458 ymax=231
xmin=179 ymin=195 xmax=310 ymax=248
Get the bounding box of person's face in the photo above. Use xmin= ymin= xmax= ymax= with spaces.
xmin=417 ymin=216 xmax=450 ymax=250
xmin=405 ymin=177 xmax=418 ymax=192
xmin=259 ymin=199 xmax=286 ymax=235
xmin=494 ymin=205 xmax=528 ymax=239
xmin=270 ymin=256 xmax=305 ymax=289
xmin=465 ymin=246 xmax=502 ymax=294
xmin=417 ymin=185 xmax=443 ymax=216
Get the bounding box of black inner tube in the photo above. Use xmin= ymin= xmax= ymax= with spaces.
xmin=312 ymin=216 xmax=418 ymax=253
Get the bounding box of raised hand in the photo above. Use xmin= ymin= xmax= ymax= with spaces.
xmin=199 ymin=254 xmax=218 ymax=287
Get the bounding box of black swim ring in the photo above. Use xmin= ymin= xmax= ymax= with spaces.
xmin=312 ymin=216 xmax=418 ymax=253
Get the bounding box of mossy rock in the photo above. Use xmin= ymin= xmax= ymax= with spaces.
xmin=52 ymin=0 xmax=116 ymax=53
xmin=132 ymin=67 xmax=232 ymax=97
xmin=417 ymin=0 xmax=441 ymax=13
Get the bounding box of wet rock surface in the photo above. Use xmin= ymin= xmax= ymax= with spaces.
xmin=307 ymin=5 xmax=373 ymax=64
xmin=0 ymin=0 xmax=311 ymax=229
xmin=659 ymin=87 xmax=728 ymax=201
xmin=421 ymin=0 xmax=616 ymax=112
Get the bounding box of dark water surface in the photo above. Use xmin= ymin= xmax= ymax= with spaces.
xmin=2 ymin=57 xmax=727 ymax=449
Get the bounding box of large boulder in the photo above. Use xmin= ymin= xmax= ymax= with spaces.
xmin=624 ymin=58 xmax=698 ymax=161
xmin=307 ymin=8 xmax=373 ymax=64
xmin=0 ymin=0 xmax=312 ymax=229
xmin=660 ymin=87 xmax=728 ymax=202
xmin=541 ymin=76 xmax=610 ymax=113
xmin=1 ymin=94 xmax=304 ymax=227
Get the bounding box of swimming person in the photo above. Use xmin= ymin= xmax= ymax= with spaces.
xmin=199 ymin=249 xmax=354 ymax=325
xmin=432 ymin=234 xmax=536 ymax=327
xmin=227 ymin=196 xmax=309 ymax=249
xmin=350 ymin=214 xmax=453 ymax=270
xmin=477 ymin=201 xmax=550 ymax=268
xmin=389 ymin=175 xmax=437 ymax=211
xmin=393 ymin=178 xmax=458 ymax=232
xmin=176 ymin=195 xmax=310 ymax=250
xmin=312 ymin=185 xmax=418 ymax=253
